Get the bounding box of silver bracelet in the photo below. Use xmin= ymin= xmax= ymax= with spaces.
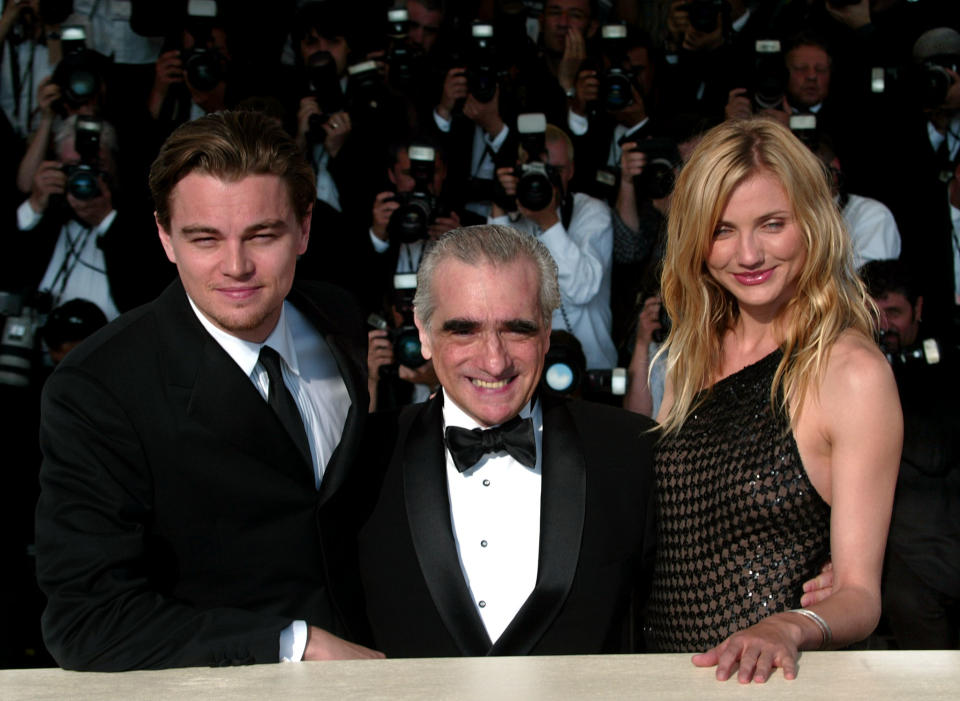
xmin=789 ymin=608 xmax=832 ymax=649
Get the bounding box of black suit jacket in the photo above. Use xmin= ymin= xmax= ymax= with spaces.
xmin=35 ymin=278 xmax=369 ymax=670
xmin=354 ymin=394 xmax=656 ymax=657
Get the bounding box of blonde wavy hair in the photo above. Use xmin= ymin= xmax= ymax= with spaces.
xmin=657 ymin=118 xmax=875 ymax=436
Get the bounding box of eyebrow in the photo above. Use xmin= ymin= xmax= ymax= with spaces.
xmin=717 ymin=210 xmax=791 ymax=227
xmin=440 ymin=318 xmax=540 ymax=334
xmin=179 ymin=219 xmax=289 ymax=236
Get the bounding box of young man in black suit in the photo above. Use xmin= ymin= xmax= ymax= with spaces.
xmin=35 ymin=111 xmax=382 ymax=670
xmin=354 ymin=224 xmax=657 ymax=656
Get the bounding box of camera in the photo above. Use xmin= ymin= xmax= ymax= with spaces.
xmin=620 ymin=135 xmax=680 ymax=201
xmin=0 ymin=290 xmax=52 ymax=387
xmin=465 ymin=22 xmax=499 ymax=103
xmin=62 ymin=117 xmax=104 ymax=200
xmin=882 ymin=337 xmax=943 ymax=367
xmin=305 ymin=50 xmax=347 ymax=138
xmin=677 ymin=0 xmax=725 ymax=34
xmin=385 ymin=8 xmax=424 ymax=90
xmin=916 ymin=57 xmax=958 ymax=110
xmin=388 ymin=145 xmax=439 ymax=244
xmin=346 ymin=60 xmax=383 ymax=114
xmin=540 ymin=331 xmax=626 ymax=400
xmin=180 ymin=0 xmax=224 ymax=92
xmin=751 ymin=39 xmax=787 ymax=111
xmin=598 ymin=24 xmax=634 ymax=112
xmin=369 ymin=274 xmax=427 ymax=374
xmin=514 ymin=113 xmax=561 ymax=212
xmin=51 ymin=28 xmax=109 ymax=112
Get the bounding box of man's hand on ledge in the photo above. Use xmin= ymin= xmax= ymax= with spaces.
xmin=304 ymin=626 xmax=385 ymax=660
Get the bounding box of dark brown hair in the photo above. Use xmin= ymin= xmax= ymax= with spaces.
xmin=149 ymin=110 xmax=315 ymax=231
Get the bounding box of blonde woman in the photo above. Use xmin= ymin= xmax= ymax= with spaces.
xmin=647 ymin=118 xmax=902 ymax=682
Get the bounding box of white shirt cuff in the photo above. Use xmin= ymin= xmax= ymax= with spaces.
xmin=433 ymin=109 xmax=452 ymax=133
xmin=17 ymin=199 xmax=42 ymax=230
xmin=279 ymin=619 xmax=308 ymax=662
xmin=369 ymin=228 xmax=390 ymax=253
xmin=568 ymin=109 xmax=588 ymax=136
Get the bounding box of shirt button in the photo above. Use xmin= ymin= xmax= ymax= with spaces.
xmin=478 ymin=600 xmax=486 ymax=608
xmin=482 ymin=479 xmax=490 ymax=486
xmin=481 ymin=540 xmax=488 ymax=547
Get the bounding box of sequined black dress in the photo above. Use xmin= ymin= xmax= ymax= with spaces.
xmin=647 ymin=350 xmax=831 ymax=652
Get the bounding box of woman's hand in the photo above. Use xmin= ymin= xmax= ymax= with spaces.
xmin=692 ymin=613 xmax=806 ymax=683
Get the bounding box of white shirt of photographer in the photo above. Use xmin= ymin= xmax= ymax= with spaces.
xmin=443 ymin=390 xmax=543 ymax=644
xmin=18 ymin=199 xmax=120 ymax=320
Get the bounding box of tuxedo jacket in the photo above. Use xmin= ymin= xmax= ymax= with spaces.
xmin=353 ymin=394 xmax=657 ymax=657
xmin=35 ymin=278 xmax=369 ymax=670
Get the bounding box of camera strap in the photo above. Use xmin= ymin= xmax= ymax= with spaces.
xmin=7 ymin=39 xmax=35 ymax=125
xmin=47 ymin=222 xmax=103 ymax=306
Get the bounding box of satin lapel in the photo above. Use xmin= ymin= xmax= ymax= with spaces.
xmin=491 ymin=399 xmax=586 ymax=655
xmin=186 ymin=323 xmax=313 ymax=490
xmin=285 ymin=287 xmax=366 ymax=506
xmin=403 ymin=396 xmax=492 ymax=655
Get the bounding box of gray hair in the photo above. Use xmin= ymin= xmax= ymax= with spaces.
xmin=414 ymin=224 xmax=561 ymax=331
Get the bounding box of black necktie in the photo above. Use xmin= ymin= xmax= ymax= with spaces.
xmin=258 ymin=345 xmax=312 ymax=466
xmin=444 ymin=416 xmax=537 ymax=473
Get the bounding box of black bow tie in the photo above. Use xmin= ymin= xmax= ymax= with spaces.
xmin=444 ymin=416 xmax=537 ymax=473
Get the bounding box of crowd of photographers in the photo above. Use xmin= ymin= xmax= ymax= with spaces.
xmin=0 ymin=0 xmax=958 ymax=663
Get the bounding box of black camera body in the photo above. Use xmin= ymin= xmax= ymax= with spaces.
xmin=62 ymin=117 xmax=104 ymax=201
xmin=370 ymin=273 xmax=427 ymax=374
xmin=541 ymin=331 xmax=627 ymax=400
xmin=305 ymin=50 xmax=347 ymax=139
xmin=51 ymin=27 xmax=109 ymax=112
xmin=751 ymin=39 xmax=787 ymax=111
xmin=388 ymin=145 xmax=439 ymax=243
xmin=511 ymin=113 xmax=562 ymax=212
xmin=596 ymin=24 xmax=635 ymax=112
xmin=179 ymin=2 xmax=225 ymax=93
xmin=917 ymin=57 xmax=959 ymax=110
xmin=385 ymin=8 xmax=424 ymax=91
xmin=466 ymin=22 xmax=499 ymax=103
xmin=620 ymin=135 xmax=680 ymax=201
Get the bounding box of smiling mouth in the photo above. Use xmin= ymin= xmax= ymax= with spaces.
xmin=733 ymin=269 xmax=774 ymax=285
xmin=471 ymin=377 xmax=513 ymax=389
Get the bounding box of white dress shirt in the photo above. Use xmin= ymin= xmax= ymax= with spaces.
xmin=842 ymin=193 xmax=902 ymax=270
xmin=187 ymin=297 xmax=350 ymax=662
xmin=442 ymin=391 xmax=543 ymax=643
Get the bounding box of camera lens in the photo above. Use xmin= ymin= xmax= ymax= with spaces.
xmin=394 ymin=327 xmax=426 ymax=368
xmin=66 ymin=166 xmax=101 ymax=200
xmin=390 ymin=198 xmax=432 ymax=244
xmin=544 ymin=362 xmax=576 ymax=394
xmin=603 ymin=70 xmax=633 ymax=111
xmin=517 ymin=168 xmax=553 ymax=211
xmin=184 ymin=49 xmax=222 ymax=92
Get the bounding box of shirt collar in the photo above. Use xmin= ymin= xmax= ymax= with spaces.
xmin=187 ymin=296 xmax=300 ymax=378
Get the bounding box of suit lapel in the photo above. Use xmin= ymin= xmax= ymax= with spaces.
xmin=152 ymin=281 xmax=313 ymax=489
xmin=491 ymin=398 xmax=587 ymax=655
xmin=403 ymin=396 xmax=492 ymax=656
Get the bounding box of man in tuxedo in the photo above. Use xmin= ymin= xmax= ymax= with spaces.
xmin=354 ymin=224 xmax=657 ymax=656
xmin=35 ymin=111 xmax=382 ymax=670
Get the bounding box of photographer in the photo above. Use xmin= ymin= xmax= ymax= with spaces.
xmin=724 ymin=33 xmax=835 ymax=130
xmin=0 ymin=0 xmax=64 ymax=139
xmin=860 ymin=259 xmax=960 ymax=650
xmin=360 ymin=139 xmax=483 ymax=315
xmin=491 ymin=121 xmax=617 ymax=369
xmin=432 ymin=19 xmax=516 ymax=218
xmin=5 ymin=115 xmax=166 ymax=320
xmin=659 ymin=0 xmax=747 ymax=121
xmin=366 ymin=277 xmax=439 ymax=413
xmin=146 ymin=5 xmax=239 ymax=133
xmin=566 ymin=25 xmax=658 ymax=199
